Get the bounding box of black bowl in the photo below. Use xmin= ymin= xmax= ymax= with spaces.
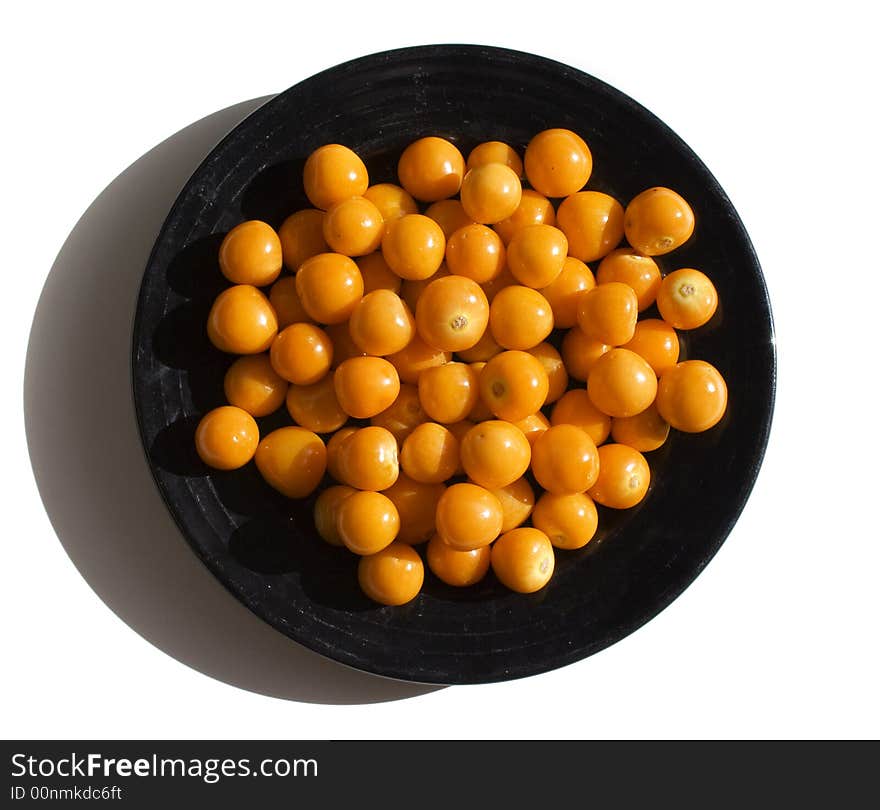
xmin=132 ymin=45 xmax=775 ymax=684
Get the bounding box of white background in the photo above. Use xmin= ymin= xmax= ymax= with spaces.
xmin=3 ymin=0 xmax=878 ymax=740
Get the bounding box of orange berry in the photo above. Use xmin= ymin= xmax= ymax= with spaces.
xmin=356 ymin=252 xmax=403 ymax=295
xmin=223 ymin=354 xmax=288 ymax=417
xmin=489 ymin=285 xmax=553 ymax=350
xmin=326 ymin=426 xmax=358 ymax=482
xmin=270 ymin=322 xmax=332 ymax=384
xmin=399 ymin=264 xmax=450 ymax=312
xmin=207 ymin=285 xmax=278 ymax=354
xmin=381 ymin=214 xmax=447 ymax=280
xmin=621 ymin=319 xmax=680 ymax=376
xmin=587 ymin=348 xmax=658 ymax=418
xmin=370 ymin=383 xmax=428 ymax=444
xmin=337 ymin=491 xmax=400 ymax=555
xmin=551 ymin=389 xmax=612 ymax=446
xmin=490 ymin=476 xmax=535 ymax=532
xmin=424 ymin=199 xmax=475 ymax=239
xmin=589 ymin=444 xmax=650 ymax=509
xmin=348 ymin=290 xmax=415 ymax=356
xmin=466 ymin=140 xmax=523 ymax=176
xmin=322 ymin=196 xmax=384 ymax=257
xmin=397 ymin=137 xmax=465 ymax=202
xmin=386 ymin=332 xmax=451 ymax=384
xmin=465 ymin=362 xmax=495 ymax=422
xmin=491 ymin=528 xmax=555 ymax=593
xmin=194 ymin=406 xmax=259 ymax=470
xmin=479 ymin=350 xmax=549 ymax=422
xmin=336 ymin=425 xmax=399 ymax=491
xmin=358 ymin=542 xmax=424 ymax=605
xmin=596 ymin=248 xmax=662 ymax=311
xmin=400 ymin=422 xmax=460 ymax=484
xmin=524 ymin=128 xmax=592 ymax=198
xmin=436 ymin=483 xmax=504 ymax=551
xmin=528 ymin=342 xmax=568 ymax=404
xmin=532 ymin=492 xmax=598 ymax=550
xmin=296 ymin=253 xmax=364 ymax=324
xmin=278 ymin=209 xmax=328 ymax=272
xmin=460 ymin=420 xmax=531 ymax=490
xmin=480 ymin=265 xmax=518 ymax=303
xmin=511 ymin=411 xmax=550 ymax=446
xmin=493 ymin=189 xmax=556 ymax=245
xmin=656 ymin=268 xmax=718 ymax=329
xmin=456 ymin=327 xmax=502 ymax=363
xmin=334 ymin=356 xmax=400 ymax=418
xmin=539 ymin=256 xmax=596 ymax=329
xmin=556 ymin=191 xmax=624 ymax=263
xmin=531 ymin=424 xmax=600 ymax=494
xmin=576 ymin=282 xmax=638 ymax=346
xmin=269 ymin=276 xmax=314 ymax=327
xmin=460 ymin=163 xmax=522 ymax=224
xmin=254 ymin=426 xmax=326 ymax=498
xmin=303 ymin=143 xmax=368 ymax=210
xmin=363 ymin=183 xmax=418 ymax=226
xmin=415 ymin=275 xmax=490 ymax=352
xmin=560 ymin=328 xmax=610 ymax=382
xmin=611 ymin=402 xmax=670 ymax=452
xmin=325 ymin=321 xmax=367 ymax=368
xmin=285 ymin=375 xmax=348 ymax=434
xmin=219 ymin=220 xmax=282 ymax=286
xmin=624 ymin=187 xmax=695 ymax=256
xmin=383 ymin=475 xmax=446 ymax=545
xmin=417 ymin=361 xmax=479 ymax=424
xmin=447 ymin=419 xmax=476 ymax=472
xmin=507 ymin=224 xmax=567 ymax=288
xmin=656 ymin=360 xmax=728 ymax=433
xmin=427 ymin=535 xmax=491 ymax=587
xmin=445 ymin=224 xmax=506 ymax=284
xmin=314 ymin=485 xmax=356 ymax=546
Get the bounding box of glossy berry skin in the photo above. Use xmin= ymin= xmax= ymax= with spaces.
xmin=493 ymin=189 xmax=556 ymax=245
xmin=460 ymin=163 xmax=523 ymax=224
xmin=560 ymin=328 xmax=610 ymax=382
xmin=223 ymin=354 xmax=288 ymax=417
xmin=383 ymin=475 xmax=446 ymax=545
xmin=278 ymin=209 xmax=328 ymax=272
xmin=322 ymin=196 xmax=385 ymax=257
xmin=656 ymin=360 xmax=728 ymax=433
xmin=326 ymin=322 xmax=367 ymax=368
xmin=337 ymin=491 xmax=400 ymax=555
xmin=551 ymin=388 xmax=612 ymax=447
xmin=528 ymin=342 xmax=568 ymax=404
xmin=524 ymin=128 xmax=592 ymax=198
xmin=285 ymin=375 xmax=348 ymax=434
xmin=207 ymin=285 xmax=278 ymax=354
xmin=314 ymin=485 xmax=356 ymax=546
xmin=656 ymin=268 xmax=719 ymax=330
xmin=587 ymin=348 xmax=658 ymax=418
xmin=576 ymin=282 xmax=638 ymax=347
xmin=295 ymin=253 xmax=364 ymax=324
xmin=479 ymin=350 xmax=549 ymax=422
xmin=460 ymin=420 xmax=531 ymax=490
xmin=270 ymin=323 xmax=333 ymax=385
xmin=418 ymin=362 xmax=479 ymax=424
xmin=386 ymin=333 xmax=451 ymax=385
xmin=556 ymin=191 xmax=624 ymax=263
xmin=254 ymin=426 xmax=326 ymax=498
xmin=381 ymin=214 xmax=447 ymax=281
xmin=326 ymin=427 xmax=358 ymax=482
xmin=531 ymin=424 xmax=600 ymax=495
xmin=400 ymin=265 xmax=450 ymax=312
xmin=348 ymin=290 xmax=415 ymax=356
xmin=507 ymin=224 xmax=568 ymax=288
xmin=624 ymin=187 xmax=695 ymax=256
xmin=489 ymin=286 xmax=554 ymax=351
xmin=596 ymin=248 xmax=662 ymax=311
xmin=303 ymin=143 xmax=369 ymax=210
xmin=363 ymin=183 xmax=418 ymax=226
xmin=336 ymin=426 xmax=399 ymax=491
xmin=356 ymin=252 xmax=403 ymax=295
xmin=400 ymin=421 xmax=459 ymax=484
xmin=334 ymin=356 xmax=400 ymax=419
xmin=415 ymin=275 xmax=490 ymax=353
xmin=427 ymin=535 xmax=491 ymax=587
xmin=491 ymin=528 xmax=555 ymax=594
xmin=539 ymin=256 xmax=595 ymax=329
xmin=445 ymin=224 xmax=506 ymax=284
xmin=512 ymin=411 xmax=550 ymax=447
xmin=194 ymin=406 xmax=259 ymax=470
xmin=424 ymin=199 xmax=475 ymax=239
xmin=370 ymin=384 xmax=427 ymax=444
xmin=621 ymin=319 xmax=680 ymax=377
xmin=490 ymin=476 xmax=535 ymax=532
xmin=456 ymin=328 xmax=502 ymax=363
xmin=358 ymin=542 xmax=424 ymax=606
xmin=589 ymin=444 xmax=651 ymax=509
xmin=397 ymin=137 xmax=465 ymax=202
xmin=269 ymin=276 xmax=314 ymax=327
xmin=219 ymin=220 xmax=283 ymax=286
xmin=435 ymin=483 xmax=504 ymax=551
xmin=466 ymin=141 xmax=523 ymax=176
xmin=611 ymin=402 xmax=670 ymax=452
xmin=532 ymin=492 xmax=599 ymax=550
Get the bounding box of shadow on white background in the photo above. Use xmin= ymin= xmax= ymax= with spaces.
xmin=24 ymin=96 xmax=441 ymax=705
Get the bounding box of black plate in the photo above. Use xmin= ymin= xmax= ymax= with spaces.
xmin=132 ymin=45 xmax=775 ymax=684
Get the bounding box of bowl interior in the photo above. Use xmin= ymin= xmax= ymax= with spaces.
xmin=133 ymin=45 xmax=775 ymax=684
